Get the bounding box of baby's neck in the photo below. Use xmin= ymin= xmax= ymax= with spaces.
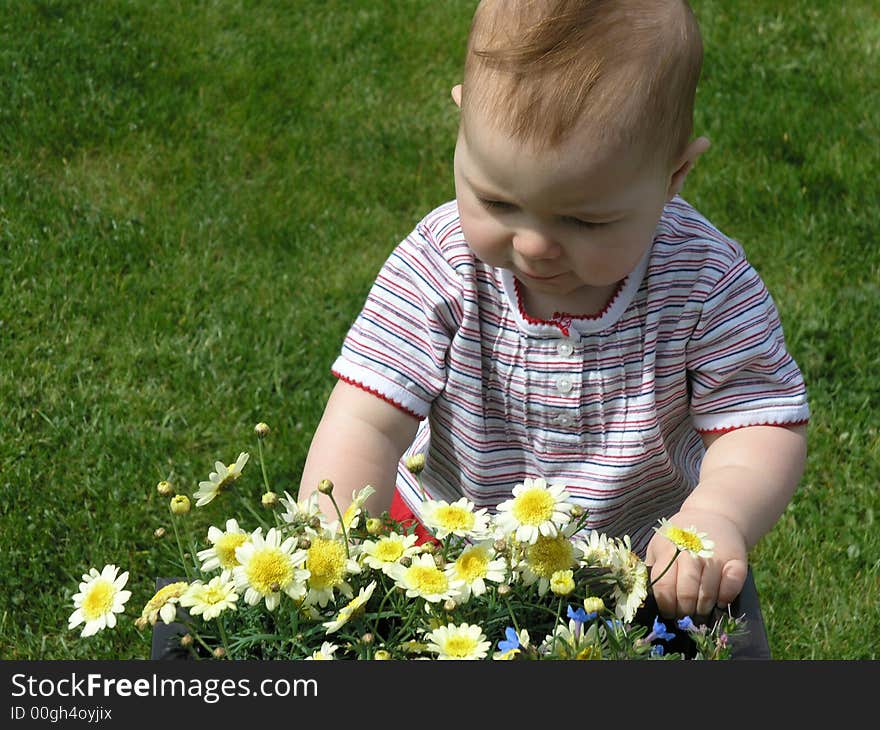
xmin=519 ymin=281 xmax=622 ymax=321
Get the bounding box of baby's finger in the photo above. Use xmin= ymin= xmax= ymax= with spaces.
xmin=673 ymin=554 xmax=703 ymax=618
xmin=649 ymin=561 xmax=678 ymax=619
xmin=717 ymin=559 xmax=749 ymax=607
xmin=696 ymin=559 xmax=722 ymax=620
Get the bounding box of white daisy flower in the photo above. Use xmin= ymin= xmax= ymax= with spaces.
xmin=606 ymin=536 xmax=648 ymax=623
xmin=341 ymin=485 xmax=376 ymax=531
xmin=494 ymin=478 xmax=573 ymax=544
xmin=654 ymin=518 xmax=715 ymax=558
xmin=306 ymin=641 xmax=340 ymax=660
xmin=361 ymin=532 xmax=420 ymax=575
xmin=179 ymin=576 xmax=239 ymax=620
xmin=68 ymin=564 xmax=131 ymax=638
xmin=193 ymin=452 xmax=250 ymax=507
xmin=303 ymin=523 xmax=361 ymax=608
xmin=197 ymin=518 xmax=249 ymax=580
xmin=540 ymin=619 xmax=602 ymax=660
xmin=137 ymin=581 xmax=188 ymax=627
xmin=445 ymin=542 xmax=506 ymax=602
xmin=519 ymin=533 xmax=583 ymax=596
xmin=279 ymin=490 xmax=325 ymax=534
xmin=426 ymin=622 xmax=491 ymax=660
xmin=420 ymin=497 xmax=491 ymax=540
xmin=386 ymin=553 xmax=463 ymax=604
xmin=579 ymin=529 xmax=612 ymax=566
xmin=322 ymin=581 xmax=377 ymax=634
xmin=233 ymin=527 xmax=309 ymax=611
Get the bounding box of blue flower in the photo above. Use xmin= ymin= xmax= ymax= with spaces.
xmin=677 ymin=616 xmax=696 ymax=632
xmin=497 ymin=627 xmax=521 ymax=653
xmin=567 ymin=605 xmax=589 ymax=624
xmin=652 ymin=616 xmax=676 ymax=642
xmin=651 ymin=644 xmax=665 ymax=657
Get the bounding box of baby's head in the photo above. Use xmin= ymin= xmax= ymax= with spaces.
xmin=459 ymin=0 xmax=703 ymax=170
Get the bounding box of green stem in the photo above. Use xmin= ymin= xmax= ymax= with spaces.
xmin=217 ymin=617 xmax=233 ymax=659
xmin=257 ymin=438 xmax=272 ymax=495
xmin=326 ymin=491 xmax=351 ymax=559
xmin=170 ymin=515 xmax=192 ymax=580
xmin=648 ymin=549 xmax=682 ymax=589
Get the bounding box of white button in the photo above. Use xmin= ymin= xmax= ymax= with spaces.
xmin=557 ymin=340 xmax=575 ymax=356
xmin=556 ymin=376 xmax=574 ymax=394
xmin=556 ymin=413 xmax=573 ymax=427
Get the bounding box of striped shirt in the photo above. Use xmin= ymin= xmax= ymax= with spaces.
xmin=332 ymin=197 xmax=810 ymax=555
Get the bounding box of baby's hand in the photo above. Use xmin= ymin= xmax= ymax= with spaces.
xmin=644 ymin=509 xmax=748 ymax=621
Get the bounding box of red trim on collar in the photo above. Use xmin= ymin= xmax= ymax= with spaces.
xmin=696 ymin=419 xmax=809 ymax=435
xmin=332 ymin=371 xmax=424 ymax=420
xmin=513 ymin=276 xmax=627 ymax=336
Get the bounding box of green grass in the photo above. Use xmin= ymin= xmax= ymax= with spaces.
xmin=1 ymin=0 xmax=877 ymax=660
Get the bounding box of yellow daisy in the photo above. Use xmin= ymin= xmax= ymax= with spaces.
xmin=179 ymin=576 xmax=239 ymax=620
xmin=426 ymin=622 xmax=491 ymax=660
xmin=361 ymin=532 xmax=420 ymax=575
xmin=386 ymin=553 xmax=463 ymax=604
xmin=279 ymin=490 xmax=325 ymax=534
xmin=306 ymin=641 xmax=340 ymax=660
xmin=193 ymin=452 xmax=250 ymax=507
xmin=303 ymin=524 xmax=361 ymax=608
xmin=654 ymin=518 xmax=715 ymax=558
xmin=420 ymin=497 xmax=490 ymax=540
xmin=322 ymin=581 xmax=377 ymax=634
xmin=494 ymin=478 xmax=573 ymax=544
xmin=197 ymin=518 xmax=249 ymax=580
xmin=445 ymin=541 xmax=506 ymax=601
xmin=606 ymin=536 xmax=648 ymax=623
xmin=68 ymin=564 xmax=131 ymax=638
xmin=137 ymin=581 xmax=188 ymax=627
xmin=519 ymin=533 xmax=582 ymax=595
xmin=233 ymin=527 xmax=309 ymax=611
xmin=341 ymin=485 xmax=376 ymax=531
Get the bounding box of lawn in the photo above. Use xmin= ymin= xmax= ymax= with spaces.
xmin=1 ymin=0 xmax=877 ymax=660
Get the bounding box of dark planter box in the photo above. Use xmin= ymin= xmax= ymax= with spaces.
xmin=151 ymin=568 xmax=772 ymax=660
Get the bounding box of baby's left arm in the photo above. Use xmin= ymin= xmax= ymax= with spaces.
xmin=645 ymin=423 xmax=807 ymax=619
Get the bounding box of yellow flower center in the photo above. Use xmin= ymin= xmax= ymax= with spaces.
xmin=443 ymin=636 xmax=478 ymax=658
xmin=455 ymin=547 xmax=489 ymax=582
xmin=434 ymin=504 xmax=475 ymax=531
xmin=526 ymin=535 xmax=574 ymax=578
xmin=246 ymin=547 xmax=294 ymax=594
xmin=374 ymin=538 xmax=405 ymax=563
xmin=215 ymin=533 xmax=248 ymax=569
xmin=145 ymin=582 xmax=187 ymax=612
xmin=204 ymin=584 xmax=228 ymax=605
xmin=307 ymin=538 xmax=347 ymax=590
xmin=82 ymin=580 xmax=116 ymax=620
xmin=667 ymin=526 xmax=704 ymax=553
xmin=511 ymin=488 xmax=555 ymax=526
xmin=408 ymin=565 xmax=448 ymax=595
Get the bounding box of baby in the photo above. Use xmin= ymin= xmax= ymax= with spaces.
xmin=300 ymin=0 xmax=809 ymax=620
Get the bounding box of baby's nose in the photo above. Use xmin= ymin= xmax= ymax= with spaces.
xmin=512 ymin=228 xmax=561 ymax=260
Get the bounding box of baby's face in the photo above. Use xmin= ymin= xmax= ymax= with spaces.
xmin=453 ymin=107 xmax=675 ymax=313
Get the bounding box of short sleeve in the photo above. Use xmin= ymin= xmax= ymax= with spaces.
xmin=687 ymin=257 xmax=810 ymax=432
xmin=331 ymin=219 xmax=465 ymax=419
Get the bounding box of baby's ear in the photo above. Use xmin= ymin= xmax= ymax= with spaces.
xmin=667 ymin=136 xmax=710 ymax=199
xmin=450 ymin=84 xmax=462 ymax=108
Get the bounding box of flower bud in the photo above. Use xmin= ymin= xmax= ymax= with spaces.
xmin=297 ymin=536 xmax=312 ymax=550
xmin=156 ymin=480 xmax=174 ymax=497
xmin=404 ymin=453 xmax=425 ymax=474
xmin=134 ymin=617 xmax=148 ymax=630
xmin=153 ymin=527 xmax=167 ymax=539
xmin=493 ymin=538 xmax=508 ymax=553
xmin=308 ymin=516 xmax=322 ymax=529
xmin=496 ymin=583 xmax=512 ymax=597
xmin=170 ymin=494 xmax=191 ymax=515
xmin=361 ymin=632 xmax=374 ymax=645
xmin=261 ymin=491 xmax=278 ymax=508
xmin=583 ymin=596 xmax=605 ymax=614
xmin=366 ymin=517 xmax=383 ymax=535
xmin=317 ymin=479 xmax=334 ymax=495
xmin=213 ymin=647 xmax=226 ymax=659
xmin=269 ymin=582 xmax=281 ymax=593
xmin=549 ymin=569 xmax=575 ymax=596
xmin=443 ymin=598 xmax=457 ymax=612
xmin=254 ymin=422 xmax=271 ymax=438
xmin=373 ymin=650 xmax=392 ymax=661
xmin=570 ymin=504 xmax=585 ymax=518
xmin=180 ymin=634 xmax=194 ymax=648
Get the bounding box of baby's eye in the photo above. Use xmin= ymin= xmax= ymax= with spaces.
xmin=563 ymin=216 xmax=607 ymax=229
xmin=479 ymin=198 xmax=516 ymax=212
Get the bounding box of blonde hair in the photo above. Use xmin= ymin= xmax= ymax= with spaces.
xmin=462 ymin=0 xmax=703 ymax=166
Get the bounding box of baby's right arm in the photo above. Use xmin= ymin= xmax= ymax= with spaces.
xmin=298 ymin=380 xmax=420 ymax=519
